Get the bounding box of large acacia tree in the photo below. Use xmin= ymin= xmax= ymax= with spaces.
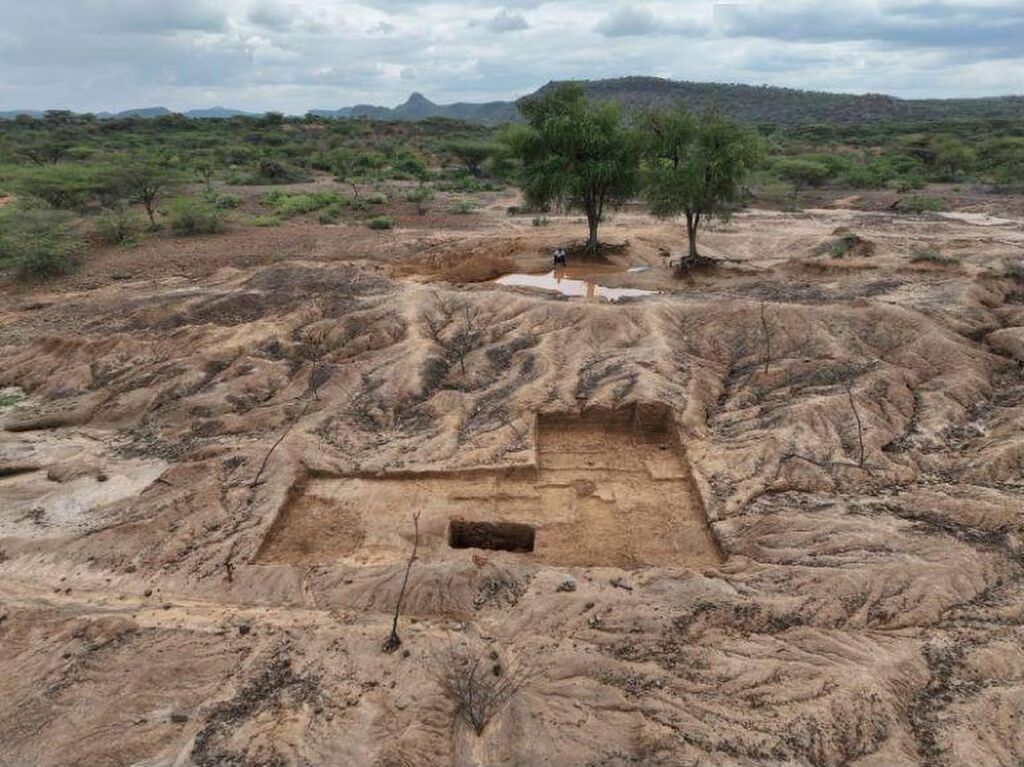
xmin=641 ymin=108 xmax=762 ymax=265
xmin=509 ymin=84 xmax=639 ymax=256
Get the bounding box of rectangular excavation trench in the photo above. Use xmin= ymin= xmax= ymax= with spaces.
xmin=255 ymin=406 xmax=722 ymax=569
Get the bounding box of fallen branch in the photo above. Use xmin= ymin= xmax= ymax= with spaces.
xmin=845 ymin=380 xmax=866 ymax=467
xmin=760 ymin=301 xmax=772 ymax=375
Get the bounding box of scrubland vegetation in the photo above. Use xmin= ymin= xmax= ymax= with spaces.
xmin=0 ymin=96 xmax=1021 ymax=280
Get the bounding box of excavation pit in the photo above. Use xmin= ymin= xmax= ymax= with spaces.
xmin=449 ymin=519 xmax=536 ymax=552
xmin=255 ymin=406 xmax=722 ymax=569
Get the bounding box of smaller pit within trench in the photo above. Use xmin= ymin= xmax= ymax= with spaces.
xmin=449 ymin=518 xmax=536 ymax=553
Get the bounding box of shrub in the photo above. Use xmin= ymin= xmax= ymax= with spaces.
xmin=448 ymin=200 xmax=477 ymax=215
xmin=211 ymin=193 xmax=242 ymax=209
xmin=95 ymin=206 xmax=142 ymax=245
xmin=364 ymin=191 xmax=388 ymax=205
xmin=890 ymin=173 xmax=926 ymax=192
xmin=318 ymin=204 xmax=344 ymax=224
xmin=0 ymin=206 xmax=82 ymax=280
xmin=825 ymin=232 xmax=875 ymax=259
xmin=435 ymin=640 xmax=531 ymax=736
xmin=246 ymin=215 xmax=281 ymax=227
xmin=773 ymin=158 xmax=831 ymax=192
xmin=225 ymin=159 xmax=309 ymax=186
xmin=368 ymin=216 xmax=394 ymax=230
xmin=263 ymin=191 xmax=348 ymax=219
xmin=11 ymin=163 xmax=112 ymax=209
xmin=1005 ymin=261 xmax=1024 ymax=282
xmin=532 ymin=216 xmax=549 ymax=227
xmin=899 ymin=195 xmax=944 ymax=213
xmin=910 ymin=246 xmax=959 ymax=266
xmin=406 ymin=187 xmax=434 ymax=215
xmin=166 ymin=196 xmax=226 ymax=235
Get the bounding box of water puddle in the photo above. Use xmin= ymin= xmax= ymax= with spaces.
xmin=494 ymin=267 xmax=656 ymax=302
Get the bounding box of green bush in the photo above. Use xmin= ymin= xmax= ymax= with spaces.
xmin=448 ymin=200 xmax=477 ymax=214
xmin=1005 ymin=261 xmax=1024 ymax=282
xmin=532 ymin=216 xmax=549 ymax=227
xmin=0 ymin=205 xmax=82 ymax=280
xmin=831 ymin=234 xmax=858 ymax=258
xmin=95 ymin=206 xmax=142 ymax=245
xmin=899 ymin=195 xmax=944 ymax=213
xmin=405 ymin=187 xmax=434 ymax=214
xmin=773 ymin=158 xmax=831 ymax=192
xmin=317 ymin=205 xmax=343 ymax=224
xmin=10 ymin=163 xmax=113 ymax=209
xmin=166 ymin=196 xmax=226 ymax=235
xmin=246 ymin=215 xmax=281 ymax=227
xmin=225 ymin=158 xmax=309 ymax=186
xmin=364 ymin=191 xmax=388 ymax=205
xmin=263 ymin=190 xmax=348 ymax=219
xmin=910 ymin=247 xmax=959 ymax=266
xmin=367 ymin=215 xmax=394 ymax=230
xmin=211 ymin=193 xmax=242 ymax=209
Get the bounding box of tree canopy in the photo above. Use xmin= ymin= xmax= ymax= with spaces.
xmin=508 ymin=83 xmax=640 ymax=255
xmin=640 ymin=107 xmax=763 ymax=263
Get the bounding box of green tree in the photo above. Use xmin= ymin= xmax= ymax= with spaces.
xmin=640 ymin=108 xmax=762 ymax=264
xmin=930 ymin=135 xmax=976 ymax=181
xmin=13 ymin=163 xmax=109 ymax=209
xmin=444 ymin=140 xmax=498 ymax=178
xmin=330 ymin=149 xmax=361 ymax=199
xmin=0 ymin=204 xmax=82 ymax=280
xmin=509 ymin=83 xmax=639 ymax=256
xmin=112 ymin=161 xmax=180 ymax=227
xmin=774 ymin=157 xmax=830 ymax=193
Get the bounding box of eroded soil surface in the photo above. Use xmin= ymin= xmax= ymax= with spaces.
xmin=1 ymin=191 xmax=1023 ymax=766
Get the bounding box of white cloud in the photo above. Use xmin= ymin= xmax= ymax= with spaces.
xmin=0 ymin=0 xmax=1018 ymax=112
xmin=487 ymin=9 xmax=530 ymax=33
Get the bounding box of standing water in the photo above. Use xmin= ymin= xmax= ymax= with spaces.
xmin=494 ymin=267 xmax=656 ymax=302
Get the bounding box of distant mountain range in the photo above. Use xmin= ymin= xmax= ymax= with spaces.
xmin=309 ymin=92 xmax=519 ymax=124
xmin=3 ymin=77 xmax=1022 ymax=126
xmin=0 ymin=106 xmax=257 ymax=121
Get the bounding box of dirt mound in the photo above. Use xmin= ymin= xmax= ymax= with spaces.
xmin=2 ymin=204 xmax=1024 ymax=765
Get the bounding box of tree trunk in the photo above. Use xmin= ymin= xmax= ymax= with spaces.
xmin=684 ymin=212 xmax=698 ymax=259
xmin=585 ymin=207 xmax=599 ymax=257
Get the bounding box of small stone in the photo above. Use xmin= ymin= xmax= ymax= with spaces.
xmin=556 ymin=578 xmax=577 ymax=593
xmin=238 ymin=624 xmax=251 ymax=636
xmin=170 ymin=712 xmax=188 ymax=724
xmin=143 ymin=589 xmax=153 ymax=598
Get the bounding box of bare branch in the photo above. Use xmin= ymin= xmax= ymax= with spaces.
xmin=382 ymin=510 xmax=421 ymax=653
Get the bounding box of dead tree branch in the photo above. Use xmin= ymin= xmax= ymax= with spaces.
xmin=382 ymin=510 xmax=421 ymax=653
xmin=760 ymin=301 xmax=772 ymax=375
xmin=436 ymin=639 xmax=533 ymax=735
xmin=845 ymin=379 xmax=866 ymax=467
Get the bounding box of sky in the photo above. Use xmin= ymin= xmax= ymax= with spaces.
xmin=0 ymin=0 xmax=1021 ymax=113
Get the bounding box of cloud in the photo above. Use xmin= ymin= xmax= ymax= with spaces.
xmin=715 ymin=1 xmax=1024 ymax=54
xmin=487 ymin=9 xmax=530 ymax=33
xmin=594 ymin=6 xmax=706 ymax=37
xmin=98 ymin=0 xmax=228 ymax=34
xmin=0 ymin=0 xmax=1020 ymax=113
xmin=247 ymin=0 xmax=294 ymax=31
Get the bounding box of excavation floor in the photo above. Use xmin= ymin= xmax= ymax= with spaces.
xmin=256 ymin=412 xmax=721 ymax=569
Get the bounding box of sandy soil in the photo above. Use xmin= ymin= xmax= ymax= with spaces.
xmin=1 ymin=189 xmax=1023 ymax=766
